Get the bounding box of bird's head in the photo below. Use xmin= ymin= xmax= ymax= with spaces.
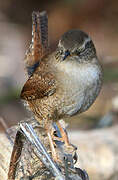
xmin=55 ymin=29 xmax=96 ymax=63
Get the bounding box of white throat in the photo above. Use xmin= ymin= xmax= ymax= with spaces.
xmin=58 ymin=58 xmax=100 ymax=88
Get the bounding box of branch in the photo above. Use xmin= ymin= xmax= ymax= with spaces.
xmin=7 ymin=118 xmax=89 ymax=180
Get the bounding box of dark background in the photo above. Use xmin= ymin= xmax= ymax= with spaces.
xmin=0 ymin=0 xmax=118 ymax=130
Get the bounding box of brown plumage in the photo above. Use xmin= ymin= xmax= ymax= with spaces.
xmin=21 ymin=11 xmax=103 ymax=158
xmin=21 ymin=11 xmax=59 ymax=127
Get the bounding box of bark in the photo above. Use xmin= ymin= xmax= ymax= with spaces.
xmin=2 ymin=119 xmax=118 ymax=179
xmin=0 ymin=118 xmax=89 ymax=180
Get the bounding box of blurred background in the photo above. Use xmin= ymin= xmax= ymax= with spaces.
xmin=0 ymin=0 xmax=118 ymax=179
xmin=0 ymin=0 xmax=118 ymax=129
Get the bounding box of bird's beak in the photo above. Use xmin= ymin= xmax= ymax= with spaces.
xmin=63 ymin=50 xmax=70 ymax=60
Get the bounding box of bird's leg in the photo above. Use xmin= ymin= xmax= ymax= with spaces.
xmin=51 ymin=120 xmax=70 ymax=147
xmin=46 ymin=121 xmax=75 ymax=162
xmin=46 ymin=124 xmax=60 ymax=162
xmin=57 ymin=120 xmax=70 ymax=147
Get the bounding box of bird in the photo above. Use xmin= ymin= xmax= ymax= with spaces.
xmin=20 ymin=11 xmax=103 ymax=160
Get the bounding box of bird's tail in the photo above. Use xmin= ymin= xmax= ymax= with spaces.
xmin=24 ymin=11 xmax=49 ymax=76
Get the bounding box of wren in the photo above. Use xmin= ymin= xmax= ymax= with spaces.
xmin=21 ymin=11 xmax=103 ymax=158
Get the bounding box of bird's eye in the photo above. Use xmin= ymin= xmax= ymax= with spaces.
xmin=74 ymin=50 xmax=80 ymax=56
xmin=74 ymin=47 xmax=85 ymax=56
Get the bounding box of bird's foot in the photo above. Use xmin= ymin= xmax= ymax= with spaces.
xmin=52 ymin=120 xmax=70 ymax=147
xmin=46 ymin=121 xmax=77 ymax=164
xmin=51 ymin=121 xmax=77 ymax=163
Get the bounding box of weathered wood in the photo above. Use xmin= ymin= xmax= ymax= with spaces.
xmin=0 ymin=132 xmax=12 ymax=180
xmin=3 ymin=118 xmax=88 ymax=180
xmin=1 ymin=123 xmax=118 ymax=179
xmin=8 ymin=130 xmax=24 ymax=180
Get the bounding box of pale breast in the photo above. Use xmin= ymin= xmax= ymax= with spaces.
xmin=57 ymin=59 xmax=102 ymax=116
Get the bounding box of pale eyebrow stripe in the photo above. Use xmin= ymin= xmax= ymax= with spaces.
xmin=81 ymin=37 xmax=91 ymax=49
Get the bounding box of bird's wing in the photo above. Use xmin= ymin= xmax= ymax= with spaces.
xmin=20 ymin=71 xmax=56 ymax=100
xmin=25 ymin=11 xmax=49 ymax=76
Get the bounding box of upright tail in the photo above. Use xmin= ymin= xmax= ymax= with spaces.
xmin=24 ymin=11 xmax=49 ymax=76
